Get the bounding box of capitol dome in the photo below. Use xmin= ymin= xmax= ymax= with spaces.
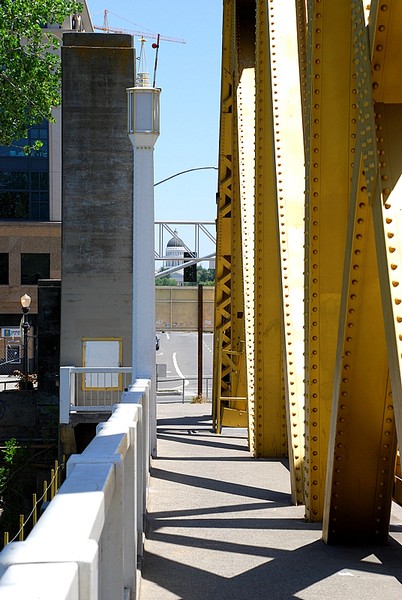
xmin=167 ymin=233 xmax=185 ymax=248
xmin=165 ymin=230 xmax=185 ymax=283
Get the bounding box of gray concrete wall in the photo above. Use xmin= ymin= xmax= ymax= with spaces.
xmin=61 ymin=33 xmax=135 ymax=367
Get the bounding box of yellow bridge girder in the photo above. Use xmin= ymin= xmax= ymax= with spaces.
xmin=213 ymin=0 xmax=402 ymax=543
xmin=213 ymin=0 xmax=249 ymax=435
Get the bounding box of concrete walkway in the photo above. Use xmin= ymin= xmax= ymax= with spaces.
xmin=140 ymin=402 xmax=402 ymax=599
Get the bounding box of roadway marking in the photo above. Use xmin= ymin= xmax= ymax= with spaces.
xmin=166 ymin=332 xmax=170 ymax=340
xmin=172 ymin=352 xmax=189 ymax=386
xmin=203 ymin=340 xmax=213 ymax=354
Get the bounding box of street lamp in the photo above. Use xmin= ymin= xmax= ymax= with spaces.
xmin=127 ymin=38 xmax=161 ymax=457
xmin=20 ymin=293 xmax=31 ymax=390
xmin=127 ymin=43 xmax=160 ymax=384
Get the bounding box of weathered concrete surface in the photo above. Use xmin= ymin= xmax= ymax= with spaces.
xmin=140 ymin=403 xmax=402 ymax=599
xmin=61 ymin=33 xmax=135 ymax=368
xmin=0 ymin=392 xmax=59 ymax=442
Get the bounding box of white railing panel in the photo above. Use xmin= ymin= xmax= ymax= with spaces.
xmin=0 ymin=563 xmax=79 ymax=600
xmin=0 ymin=383 xmax=150 ymax=600
xmin=59 ymin=367 xmax=133 ymax=424
xmin=0 ymin=540 xmax=99 ymax=600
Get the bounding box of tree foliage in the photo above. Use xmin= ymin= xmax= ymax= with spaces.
xmin=0 ymin=0 xmax=82 ymax=147
xmin=196 ymin=266 xmax=215 ymax=285
xmin=156 ymin=266 xmax=215 ymax=286
xmin=0 ymin=438 xmax=29 ymax=535
xmin=156 ymin=276 xmax=178 ymax=286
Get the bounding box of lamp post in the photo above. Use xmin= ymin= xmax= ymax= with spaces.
xmin=127 ymin=41 xmax=161 ymax=456
xmin=20 ymin=293 xmax=31 ymax=390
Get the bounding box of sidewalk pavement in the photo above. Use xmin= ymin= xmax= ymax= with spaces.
xmin=139 ymin=402 xmax=402 ymax=599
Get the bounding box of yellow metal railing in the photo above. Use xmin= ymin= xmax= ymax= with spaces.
xmin=2 ymin=458 xmax=65 ymax=550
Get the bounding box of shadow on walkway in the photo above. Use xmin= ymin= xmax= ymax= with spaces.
xmin=140 ymin=404 xmax=402 ymax=600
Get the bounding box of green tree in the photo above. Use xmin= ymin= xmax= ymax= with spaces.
xmin=0 ymin=0 xmax=82 ymax=147
xmin=196 ymin=266 xmax=215 ymax=285
xmin=156 ymin=276 xmax=178 ymax=286
xmin=0 ymin=438 xmax=29 ymax=535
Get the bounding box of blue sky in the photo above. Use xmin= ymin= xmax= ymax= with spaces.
xmin=87 ymin=1 xmax=222 ymax=248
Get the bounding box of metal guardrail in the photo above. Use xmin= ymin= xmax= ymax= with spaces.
xmin=59 ymin=367 xmax=132 ymax=423
xmin=0 ymin=377 xmax=20 ymax=392
xmin=59 ymin=368 xmax=213 ymax=422
xmin=156 ymin=376 xmax=213 ymax=403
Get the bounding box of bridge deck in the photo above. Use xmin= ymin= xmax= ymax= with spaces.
xmin=140 ymin=403 xmax=402 ymax=599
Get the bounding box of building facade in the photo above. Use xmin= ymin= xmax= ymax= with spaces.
xmin=0 ymin=5 xmax=93 ymax=373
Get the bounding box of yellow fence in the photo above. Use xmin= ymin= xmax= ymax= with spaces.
xmin=2 ymin=458 xmax=65 ymax=549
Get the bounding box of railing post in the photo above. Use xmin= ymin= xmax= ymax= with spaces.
xmin=59 ymin=367 xmax=74 ymax=424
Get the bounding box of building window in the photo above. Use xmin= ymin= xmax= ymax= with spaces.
xmin=21 ymin=253 xmax=50 ymax=285
xmin=0 ymin=254 xmax=9 ymax=285
xmin=0 ymin=121 xmax=48 ymax=159
xmin=0 ymin=172 xmax=49 ymax=220
xmin=0 ymin=121 xmax=49 ymax=221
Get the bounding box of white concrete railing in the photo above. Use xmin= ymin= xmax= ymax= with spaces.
xmin=60 ymin=367 xmax=133 ymax=423
xmin=0 ymin=379 xmax=151 ymax=600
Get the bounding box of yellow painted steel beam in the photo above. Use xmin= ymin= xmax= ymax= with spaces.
xmin=255 ymin=0 xmax=305 ymax=501
xmin=323 ymin=0 xmax=402 ymax=543
xmin=323 ymin=151 xmax=397 ymax=543
xmin=295 ymin=0 xmax=308 ymax=128
xmin=213 ymin=0 xmax=235 ymax=432
xmin=303 ymin=0 xmax=355 ymax=522
xmin=373 ymin=104 xmax=402 ymax=497
xmin=212 ymin=0 xmax=402 ymax=544
xmin=213 ymin=0 xmax=248 ymax=434
xmin=236 ymin=1 xmax=256 ymax=440
xmin=369 ymin=0 xmax=402 ymax=104
xmin=254 ymin=0 xmax=286 ymax=459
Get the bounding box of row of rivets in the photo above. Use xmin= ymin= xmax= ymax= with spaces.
xmin=303 ymin=0 xmax=322 ymax=519
xmin=351 ymin=0 xmax=377 ymax=200
xmin=370 ymin=1 xmax=389 ymax=102
xmin=374 ymin=104 xmax=398 ymax=537
xmin=329 ymin=172 xmax=368 ymax=535
xmin=256 ymin=0 xmax=269 ymax=456
xmin=236 ymin=36 xmax=255 ymax=431
xmin=328 ymin=1 xmax=371 ymax=537
xmin=268 ymin=0 xmax=300 ymax=462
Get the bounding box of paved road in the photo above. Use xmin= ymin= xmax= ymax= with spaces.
xmin=156 ymin=331 xmax=213 ymax=401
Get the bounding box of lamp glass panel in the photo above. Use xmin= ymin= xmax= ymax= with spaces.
xmin=134 ymin=91 xmax=153 ymax=132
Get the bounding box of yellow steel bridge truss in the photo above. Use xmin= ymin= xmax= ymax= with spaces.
xmin=213 ymin=0 xmax=402 ymax=543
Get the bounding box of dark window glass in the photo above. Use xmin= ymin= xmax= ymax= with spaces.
xmin=0 ymin=171 xmax=48 ymax=220
xmin=21 ymin=253 xmax=50 ymax=285
xmin=13 ymin=172 xmax=29 ymax=189
xmin=0 ymin=192 xmax=29 ymax=219
xmin=0 ymin=120 xmax=49 ymax=219
xmin=31 ymin=172 xmax=39 ymax=190
xmin=0 ymin=254 xmax=9 ymax=285
xmin=0 ymin=172 xmax=12 ymax=189
xmin=40 ymin=172 xmax=48 ymax=188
